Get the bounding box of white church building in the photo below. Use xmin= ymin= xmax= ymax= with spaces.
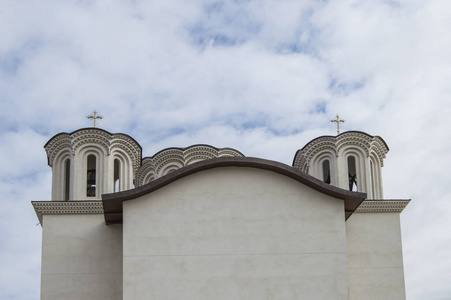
xmin=32 ymin=128 xmax=409 ymax=299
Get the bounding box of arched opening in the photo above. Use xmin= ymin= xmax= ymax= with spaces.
xmin=87 ymin=155 xmax=96 ymax=197
xmin=370 ymin=160 xmax=375 ymax=198
xmin=347 ymin=156 xmax=357 ymax=191
xmin=322 ymin=160 xmax=331 ymax=184
xmin=114 ymin=159 xmax=120 ymax=192
xmin=64 ymin=158 xmax=70 ymax=200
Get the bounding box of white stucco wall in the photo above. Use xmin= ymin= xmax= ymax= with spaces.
xmin=41 ymin=214 xmax=122 ymax=300
xmin=123 ymin=167 xmax=349 ymax=299
xmin=346 ymin=212 xmax=406 ymax=299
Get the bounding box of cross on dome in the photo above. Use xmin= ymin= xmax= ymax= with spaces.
xmin=331 ymin=114 xmax=345 ymax=134
xmin=87 ymin=110 xmax=103 ymax=128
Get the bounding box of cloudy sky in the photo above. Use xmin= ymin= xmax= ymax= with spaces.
xmin=0 ymin=0 xmax=450 ymax=298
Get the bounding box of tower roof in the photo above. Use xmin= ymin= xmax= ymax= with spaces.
xmin=44 ymin=127 xmax=143 ymax=167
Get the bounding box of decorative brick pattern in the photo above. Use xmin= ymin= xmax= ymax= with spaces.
xmin=32 ymin=201 xmax=104 ymax=224
xmin=355 ymin=200 xmax=410 ymax=213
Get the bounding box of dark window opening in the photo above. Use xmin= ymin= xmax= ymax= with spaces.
xmin=114 ymin=159 xmax=120 ymax=193
xmin=348 ymin=156 xmax=357 ymax=191
xmin=64 ymin=159 xmax=70 ymax=201
xmin=322 ymin=160 xmax=331 ymax=184
xmin=87 ymin=155 xmax=96 ymax=197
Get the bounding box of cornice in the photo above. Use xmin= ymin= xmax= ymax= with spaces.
xmin=355 ymin=199 xmax=410 ymax=213
xmin=32 ymin=201 xmax=104 ymax=225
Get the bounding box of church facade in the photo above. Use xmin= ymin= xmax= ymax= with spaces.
xmin=33 ymin=128 xmax=409 ymax=299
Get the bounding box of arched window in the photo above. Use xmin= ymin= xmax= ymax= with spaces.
xmin=347 ymin=156 xmax=357 ymax=191
xmin=114 ymin=159 xmax=120 ymax=192
xmin=64 ymin=159 xmax=70 ymax=201
xmin=87 ymin=155 xmax=96 ymax=197
xmin=322 ymin=160 xmax=331 ymax=184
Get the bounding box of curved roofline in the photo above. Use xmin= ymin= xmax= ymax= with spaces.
xmin=143 ymin=144 xmax=245 ymax=160
xmin=102 ymin=157 xmax=366 ymax=224
xmin=292 ymin=131 xmax=389 ymax=166
xmin=44 ymin=127 xmax=143 ymax=151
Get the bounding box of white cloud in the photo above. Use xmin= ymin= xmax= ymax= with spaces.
xmin=1 ymin=0 xmax=450 ymax=298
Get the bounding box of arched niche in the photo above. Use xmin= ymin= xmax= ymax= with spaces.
xmin=114 ymin=159 xmax=120 ymax=193
xmin=322 ymin=159 xmax=331 ymax=184
xmin=369 ymin=153 xmax=383 ymax=199
xmin=111 ymin=148 xmax=134 ymax=193
xmin=347 ymin=155 xmax=358 ymax=192
xmin=143 ymin=173 xmax=155 ymax=185
xmin=310 ymin=151 xmax=337 ymax=186
xmin=64 ymin=158 xmax=71 ymax=200
xmin=76 ymin=146 xmax=107 ymax=200
xmin=86 ymin=154 xmax=97 ymax=197
xmin=52 ymin=150 xmax=72 ymax=201
xmin=155 ymin=157 xmax=184 ymax=177
xmin=160 ymin=162 xmax=184 ymax=177
xmin=339 ymin=147 xmax=366 ymax=193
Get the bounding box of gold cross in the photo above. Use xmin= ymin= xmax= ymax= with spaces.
xmin=331 ymin=114 xmax=345 ymax=134
xmin=87 ymin=110 xmax=103 ymax=128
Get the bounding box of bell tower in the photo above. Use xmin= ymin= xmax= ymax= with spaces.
xmin=44 ymin=128 xmax=142 ymax=200
xmin=292 ymin=131 xmax=389 ymax=199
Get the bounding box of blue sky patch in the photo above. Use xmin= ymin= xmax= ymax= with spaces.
xmin=186 ymin=2 xmax=261 ymax=49
xmin=328 ymin=78 xmax=366 ymax=95
xmin=312 ymin=102 xmax=327 ymax=114
xmin=0 ymin=55 xmax=22 ymax=75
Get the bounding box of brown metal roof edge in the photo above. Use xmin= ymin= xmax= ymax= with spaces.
xmin=102 ymin=157 xmax=366 ymax=224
